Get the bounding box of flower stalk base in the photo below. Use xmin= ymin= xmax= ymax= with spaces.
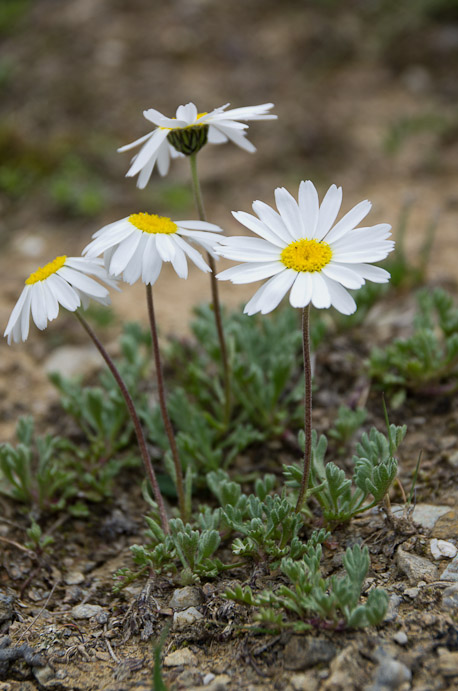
xmin=74 ymin=311 xmax=169 ymax=533
xmin=295 ymin=304 xmax=313 ymax=513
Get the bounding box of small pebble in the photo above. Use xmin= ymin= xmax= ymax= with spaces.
xmin=164 ymin=648 xmax=197 ymax=667
xmin=71 ymin=604 xmax=103 ymax=619
xmin=404 ymin=587 xmax=419 ymax=599
xmin=393 ymin=631 xmax=408 ymax=646
xmin=203 ymin=673 xmax=215 ymax=685
xmin=169 ymin=586 xmax=202 ymax=611
xmin=430 ymin=539 xmax=457 ymax=560
xmin=173 ymin=606 xmax=203 ymax=631
xmin=442 ymin=584 xmax=458 ymax=610
xmin=64 ymin=571 xmax=85 ymax=586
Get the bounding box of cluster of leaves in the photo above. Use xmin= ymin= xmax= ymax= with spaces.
xmin=226 ymin=541 xmax=388 ymax=632
xmin=370 ymin=288 xmax=458 ymax=402
xmin=122 ymin=472 xmax=303 ymax=586
xmin=0 ymin=417 xmax=77 ymax=514
xmin=167 ymin=304 xmax=325 ymax=436
xmin=285 ymin=422 xmax=406 ymax=524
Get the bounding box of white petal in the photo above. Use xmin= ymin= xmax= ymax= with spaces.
xmin=173 ymin=235 xmax=210 ymax=273
xmin=212 ymin=125 xmax=256 ymax=152
xmin=326 ymin=278 xmax=357 ymax=315
xmin=232 ymin=210 xmax=285 ymax=247
xmin=315 ymin=185 xmax=343 ymax=240
xmin=170 ymin=245 xmax=188 ymax=278
xmin=177 ymin=220 xmax=223 ymax=233
xmin=245 ymin=269 xmax=296 ymax=315
xmin=155 ymin=234 xmax=176 ymax=262
xmin=118 ymin=131 xmax=155 ymax=153
xmin=252 ymin=200 xmax=291 ymax=243
xmin=298 ymin=180 xmax=319 ymax=238
xmin=178 ymin=230 xmax=225 ymax=251
xmin=4 ymin=285 xmax=30 ymax=342
xmin=350 ymin=263 xmax=391 ymax=282
xmin=310 ymin=273 xmax=331 ymax=309
xmin=321 ymin=263 xmax=365 ymax=289
xmin=31 ymin=283 xmax=48 ymax=330
xmin=331 ymin=245 xmax=394 ymax=263
xmin=109 ymin=231 xmax=142 ymax=275
xmin=176 ymin=103 xmax=198 ymax=123
xmin=57 ymin=267 xmax=109 ymax=298
xmin=208 ymin=126 xmax=228 ymax=144
xmin=126 ymin=129 xmax=169 ymax=177
xmin=47 ymin=274 xmax=81 ymax=311
xmin=274 ymin=187 xmax=303 ymax=240
xmin=216 ymin=236 xmax=281 ymax=262
xmin=289 ymin=272 xmax=313 ymax=308
xmin=324 ymin=200 xmax=372 ymax=243
xmin=216 ymin=261 xmax=285 ymax=284
xmin=156 ymin=139 xmax=171 ymax=176
xmin=42 ymin=281 xmax=59 ymax=321
xmin=142 ymin=237 xmax=163 ymax=285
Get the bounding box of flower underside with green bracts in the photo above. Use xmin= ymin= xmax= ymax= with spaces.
xmin=83 ymin=212 xmax=224 ymax=286
xmin=4 ymin=256 xmax=118 ymax=344
xmin=216 ymin=180 xmax=394 ymax=315
xmin=118 ymin=102 xmax=276 ymax=188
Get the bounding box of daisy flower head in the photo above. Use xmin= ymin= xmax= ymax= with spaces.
xmin=83 ymin=212 xmax=224 ymax=286
xmin=118 ymin=102 xmax=276 ymax=188
xmin=216 ymin=181 xmax=394 ymax=316
xmin=4 ymin=256 xmax=118 ymax=345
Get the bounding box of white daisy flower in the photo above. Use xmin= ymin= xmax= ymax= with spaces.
xmin=118 ymin=102 xmax=276 ymax=188
xmin=216 ymin=181 xmax=394 ymax=316
xmin=4 ymin=256 xmax=117 ymax=344
xmin=83 ymin=212 xmax=224 ymax=285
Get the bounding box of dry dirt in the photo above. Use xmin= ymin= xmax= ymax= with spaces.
xmin=1 ymin=1 xmax=458 ymax=689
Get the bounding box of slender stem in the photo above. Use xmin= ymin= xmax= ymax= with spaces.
xmin=189 ymin=153 xmax=231 ymax=425
xmin=74 ymin=311 xmax=169 ymax=534
xmin=145 ymin=284 xmax=186 ymax=521
xmin=295 ymin=305 xmax=313 ymax=513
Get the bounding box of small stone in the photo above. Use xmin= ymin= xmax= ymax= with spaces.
xmin=164 ymin=648 xmax=197 ymax=667
xmin=0 ymin=593 xmax=14 ymax=624
xmin=441 ymin=555 xmax=458 ymax=582
xmin=71 ymin=604 xmax=103 ymax=619
xmin=203 ymin=673 xmax=215 ymax=685
xmin=396 ymin=547 xmax=438 ymax=584
xmin=169 ymin=586 xmax=202 ymax=611
xmin=393 ymin=631 xmax=408 ymax=646
xmin=404 ymin=587 xmax=419 ymax=599
xmin=447 ymin=450 xmax=458 ymax=468
xmin=64 ymin=571 xmax=85 ymax=586
xmin=173 ymin=606 xmax=203 ymax=631
xmin=438 ymin=650 xmax=458 ymax=677
xmin=284 ymin=636 xmax=336 ymax=671
xmin=44 ymin=346 xmax=101 ymax=378
xmin=383 ymin=595 xmax=401 ymax=623
xmin=392 ymin=504 xmax=451 ymax=530
xmin=205 ymin=675 xmax=231 ymax=690
xmin=442 ymin=584 xmax=458 ymax=609
xmin=290 ymin=672 xmax=319 ymax=691
xmin=430 ymin=539 xmax=457 ymax=560
xmin=33 ymin=665 xmax=66 ymax=688
xmin=369 ymin=657 xmax=411 ymax=690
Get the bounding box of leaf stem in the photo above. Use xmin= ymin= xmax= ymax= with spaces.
xmin=74 ymin=311 xmax=169 ymax=534
xmin=295 ymin=304 xmax=313 ymax=513
xmin=145 ymin=284 xmax=187 ymax=522
xmin=189 ymin=153 xmax=232 ymax=425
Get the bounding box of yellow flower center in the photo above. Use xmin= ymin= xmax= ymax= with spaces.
xmin=25 ymin=255 xmax=67 ymax=284
xmin=128 ymin=212 xmax=177 ymax=235
xmin=280 ymin=239 xmax=332 ymax=273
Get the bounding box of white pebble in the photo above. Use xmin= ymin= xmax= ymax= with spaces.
xmin=430 ymin=539 xmax=457 ymax=560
